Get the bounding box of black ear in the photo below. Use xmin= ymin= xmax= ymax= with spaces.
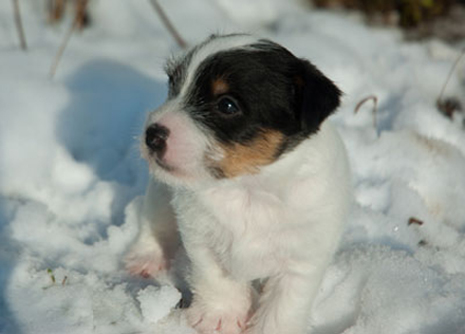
xmin=294 ymin=59 xmax=342 ymax=135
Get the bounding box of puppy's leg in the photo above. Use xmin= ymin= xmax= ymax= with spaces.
xmin=246 ymin=273 xmax=320 ymax=334
xmin=185 ymin=246 xmax=253 ymax=334
xmin=247 ymin=259 xmax=331 ymax=334
xmin=125 ymin=179 xmax=179 ymax=278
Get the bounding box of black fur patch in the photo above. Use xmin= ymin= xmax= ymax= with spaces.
xmin=167 ymin=37 xmax=341 ymax=158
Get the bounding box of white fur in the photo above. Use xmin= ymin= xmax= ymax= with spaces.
xmin=128 ymin=121 xmax=351 ymax=334
xmin=125 ymin=181 xmax=178 ymax=278
xmin=141 ymin=99 xmax=215 ymax=186
xmin=180 ymin=34 xmax=261 ymax=97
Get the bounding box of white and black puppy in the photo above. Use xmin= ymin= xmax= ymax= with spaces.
xmin=126 ymin=34 xmax=351 ymax=334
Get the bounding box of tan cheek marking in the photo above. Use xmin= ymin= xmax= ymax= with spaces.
xmin=211 ymin=130 xmax=285 ymax=178
xmin=212 ymin=78 xmax=229 ymax=96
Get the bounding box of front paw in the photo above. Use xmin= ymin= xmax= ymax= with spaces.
xmin=124 ymin=246 xmax=167 ymax=278
xmin=186 ymin=297 xmax=250 ymax=334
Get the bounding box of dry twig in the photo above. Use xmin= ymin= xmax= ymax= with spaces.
xmin=148 ymin=0 xmax=187 ymax=49
xmin=49 ymin=0 xmax=89 ymax=78
xmin=354 ymin=95 xmax=378 ymax=129
xmin=12 ymin=0 xmax=27 ymax=50
xmin=436 ymin=48 xmax=465 ymax=118
xmin=408 ymin=217 xmax=424 ymax=226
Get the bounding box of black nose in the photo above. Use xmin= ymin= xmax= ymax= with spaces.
xmin=145 ymin=123 xmax=170 ymax=155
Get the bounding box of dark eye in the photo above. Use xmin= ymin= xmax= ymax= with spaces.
xmin=217 ymin=96 xmax=241 ymax=115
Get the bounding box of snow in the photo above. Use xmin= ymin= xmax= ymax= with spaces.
xmin=138 ymin=285 xmax=182 ymax=325
xmin=1 ymin=0 xmax=465 ymax=333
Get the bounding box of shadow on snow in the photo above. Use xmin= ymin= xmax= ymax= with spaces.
xmin=56 ymin=59 xmax=167 ymax=227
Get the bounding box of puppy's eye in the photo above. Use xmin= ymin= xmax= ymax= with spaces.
xmin=217 ymin=96 xmax=241 ymax=115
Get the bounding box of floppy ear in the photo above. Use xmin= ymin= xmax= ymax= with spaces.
xmin=294 ymin=59 xmax=342 ymax=135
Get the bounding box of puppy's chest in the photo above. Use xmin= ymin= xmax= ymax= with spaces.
xmin=199 ymin=186 xmax=296 ymax=279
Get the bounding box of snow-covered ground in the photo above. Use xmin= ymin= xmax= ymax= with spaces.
xmin=1 ymin=1 xmax=465 ymax=333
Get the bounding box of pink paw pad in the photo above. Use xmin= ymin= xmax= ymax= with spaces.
xmin=125 ymin=252 xmax=167 ymax=278
xmin=187 ymin=307 xmax=249 ymax=334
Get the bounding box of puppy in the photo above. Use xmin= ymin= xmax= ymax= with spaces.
xmin=126 ymin=34 xmax=351 ymax=334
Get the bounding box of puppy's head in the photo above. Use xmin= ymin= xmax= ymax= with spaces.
xmin=142 ymin=34 xmax=341 ymax=186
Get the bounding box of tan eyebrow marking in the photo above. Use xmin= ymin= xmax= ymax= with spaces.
xmin=212 ymin=78 xmax=230 ymax=96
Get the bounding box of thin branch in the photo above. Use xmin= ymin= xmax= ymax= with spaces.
xmin=12 ymin=0 xmax=27 ymax=50
xmin=148 ymin=0 xmax=187 ymax=49
xmin=49 ymin=18 xmax=78 ymax=79
xmin=437 ymin=48 xmax=465 ymax=103
xmin=49 ymin=0 xmax=89 ymax=79
xmin=354 ymin=95 xmax=378 ymax=129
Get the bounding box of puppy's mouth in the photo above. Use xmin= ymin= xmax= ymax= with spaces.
xmin=141 ymin=144 xmax=177 ymax=174
xmin=154 ymin=156 xmax=176 ymax=172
